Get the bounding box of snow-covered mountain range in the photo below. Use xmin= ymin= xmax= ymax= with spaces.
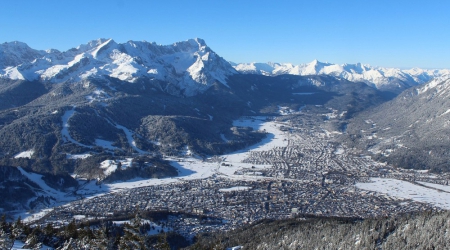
xmin=0 ymin=38 xmax=236 ymax=96
xmin=2 ymin=38 xmax=450 ymax=96
xmin=232 ymin=61 xmax=450 ymax=92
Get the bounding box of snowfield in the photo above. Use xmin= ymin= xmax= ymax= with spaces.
xmin=219 ymin=186 xmax=252 ymax=192
xmin=356 ymin=178 xmax=450 ymax=209
xmin=14 ymin=150 xmax=34 ymax=159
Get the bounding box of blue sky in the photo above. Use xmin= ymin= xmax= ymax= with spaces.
xmin=1 ymin=0 xmax=449 ymax=68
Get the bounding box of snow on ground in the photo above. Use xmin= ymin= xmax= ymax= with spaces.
xmin=73 ymin=215 xmax=86 ymax=220
xmin=61 ymin=108 xmax=92 ymax=148
xmin=21 ymin=208 xmax=54 ymax=223
xmin=100 ymin=158 xmax=134 ymax=176
xmin=226 ymin=117 xmax=288 ymax=163
xmin=112 ymin=219 xmax=171 ymax=235
xmin=227 ymin=246 xmax=244 ymax=250
xmin=12 ymin=240 xmax=52 ymax=250
xmin=219 ymin=186 xmax=251 ymax=192
xmin=18 ymin=167 xmax=76 ymax=223
xmin=76 ymin=117 xmax=288 ymax=190
xmin=85 ymin=88 xmax=111 ymax=103
xmin=356 ymin=178 xmax=450 ymax=209
xmin=95 ymin=139 xmax=117 ymax=150
xmin=66 ymin=153 xmax=92 ymax=159
xmin=114 ymin=124 xmax=148 ymax=154
xmin=334 ymin=147 xmax=344 ymax=155
xmin=22 ymin=117 xmax=290 ymax=221
xmin=418 ymin=181 xmax=450 ymax=193
xmin=220 ymin=134 xmax=229 ymax=142
xmin=14 ymin=150 xmax=34 ymax=159
xmin=17 ymin=167 xmax=68 ymax=200
xmin=180 ymin=145 xmax=195 ymax=156
xmin=277 ymin=106 xmax=296 ymax=115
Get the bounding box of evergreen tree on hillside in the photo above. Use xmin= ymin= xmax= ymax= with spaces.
xmin=64 ymin=219 xmax=78 ymax=239
xmin=152 ymin=233 xmax=171 ymax=250
xmin=118 ymin=213 xmax=147 ymax=250
xmin=0 ymin=229 xmax=14 ymax=250
xmin=24 ymin=232 xmax=43 ymax=250
xmin=91 ymin=223 xmax=112 ymax=250
xmin=11 ymin=216 xmax=23 ymax=241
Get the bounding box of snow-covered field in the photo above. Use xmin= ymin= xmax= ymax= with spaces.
xmin=17 ymin=167 xmax=68 ymax=201
xmin=14 ymin=150 xmax=34 ymax=159
xmin=356 ymin=178 xmax=450 ymax=209
xmin=17 ymin=167 xmax=75 ymax=223
xmin=418 ymin=181 xmax=450 ymax=192
xmin=66 ymin=153 xmax=92 ymax=159
xmin=219 ymin=186 xmax=251 ymax=192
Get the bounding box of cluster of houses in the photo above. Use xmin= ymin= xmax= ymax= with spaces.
xmin=34 ymin=112 xmax=448 ymax=238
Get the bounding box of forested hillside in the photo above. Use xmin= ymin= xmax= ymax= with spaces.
xmin=190 ymin=211 xmax=450 ymax=249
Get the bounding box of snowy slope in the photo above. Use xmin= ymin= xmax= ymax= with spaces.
xmin=0 ymin=38 xmax=237 ymax=96
xmin=0 ymin=41 xmax=46 ymax=69
xmin=415 ymin=74 xmax=450 ymax=96
xmin=344 ymin=75 xmax=450 ymax=171
xmin=234 ymin=61 xmax=450 ymax=91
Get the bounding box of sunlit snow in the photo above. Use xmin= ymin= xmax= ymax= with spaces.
xmin=356 ymin=178 xmax=450 ymax=209
xmin=14 ymin=150 xmax=34 ymax=159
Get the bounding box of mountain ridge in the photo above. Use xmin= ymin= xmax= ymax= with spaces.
xmin=233 ymin=61 xmax=450 ymax=93
xmin=0 ymin=38 xmax=236 ymax=96
xmin=2 ymin=38 xmax=450 ymax=97
xmin=342 ymin=75 xmax=450 ymax=171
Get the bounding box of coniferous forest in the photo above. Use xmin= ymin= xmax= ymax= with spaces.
xmin=1 ymin=210 xmax=450 ymax=249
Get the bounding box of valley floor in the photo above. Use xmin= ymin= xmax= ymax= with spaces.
xmin=19 ymin=109 xmax=450 ymax=240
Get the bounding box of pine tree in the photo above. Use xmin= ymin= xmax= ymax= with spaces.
xmin=24 ymin=233 xmax=42 ymax=250
xmin=0 ymin=215 xmax=7 ymax=231
xmin=44 ymin=223 xmax=55 ymax=236
xmin=118 ymin=213 xmax=146 ymax=250
xmin=57 ymin=238 xmax=82 ymax=250
xmin=0 ymin=229 xmax=14 ymax=250
xmin=153 ymin=233 xmax=171 ymax=250
xmin=91 ymin=224 xmax=111 ymax=250
xmin=11 ymin=216 xmax=24 ymax=241
xmin=64 ymin=219 xmax=78 ymax=239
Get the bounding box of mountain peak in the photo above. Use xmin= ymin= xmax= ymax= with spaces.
xmin=193 ymin=38 xmax=206 ymax=47
xmin=75 ymin=38 xmax=114 ymax=52
xmin=89 ymin=38 xmax=112 ymax=47
xmin=233 ymin=61 xmax=450 ymax=93
xmin=0 ymin=41 xmax=45 ymax=69
xmin=308 ymin=59 xmax=332 ymax=67
xmin=0 ymin=38 xmax=236 ymax=96
xmin=174 ymin=38 xmax=208 ymax=52
xmin=1 ymin=41 xmax=31 ymax=48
